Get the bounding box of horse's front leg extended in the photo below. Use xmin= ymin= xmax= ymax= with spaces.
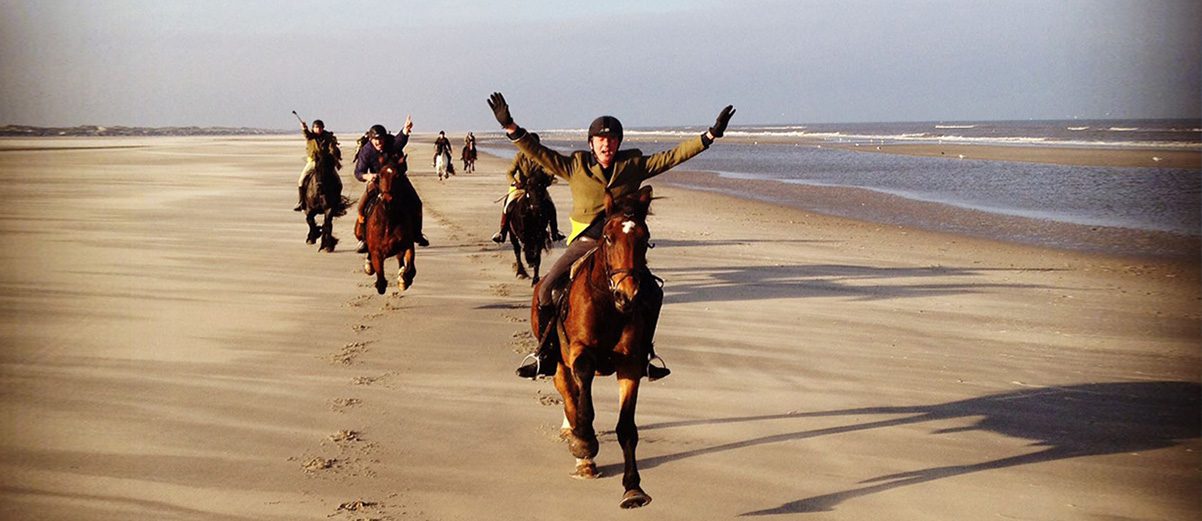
xmin=305 ymin=211 xmax=320 ymax=244
xmin=399 ymin=244 xmax=416 ymax=291
xmin=616 ymin=373 xmax=651 ymax=508
xmin=566 ymin=349 xmax=599 ymax=478
xmin=510 ymin=235 xmax=528 ymax=279
xmin=372 ymin=252 xmax=388 ymax=295
xmin=321 ymin=209 xmax=337 ymax=252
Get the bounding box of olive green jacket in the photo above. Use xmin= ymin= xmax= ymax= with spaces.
xmin=512 ymin=130 xmax=709 ymax=239
xmin=506 ymin=151 xmax=555 ymax=187
xmin=305 ymin=129 xmax=341 ymax=167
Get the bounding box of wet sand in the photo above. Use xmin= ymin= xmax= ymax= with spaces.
xmin=0 ymin=135 xmax=1197 ymax=520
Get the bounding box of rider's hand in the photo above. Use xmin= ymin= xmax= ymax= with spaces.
xmin=709 ymin=105 xmax=736 ymax=138
xmin=403 ymin=115 xmax=413 ymax=136
xmin=488 ymin=92 xmax=515 ymax=129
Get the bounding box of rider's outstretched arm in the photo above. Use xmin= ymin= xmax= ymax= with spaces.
xmin=641 ymin=105 xmax=735 ymax=178
xmin=488 ymin=92 xmax=574 ymax=180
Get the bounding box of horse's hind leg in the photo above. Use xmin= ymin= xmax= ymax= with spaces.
xmin=616 ymin=372 xmax=651 ymax=508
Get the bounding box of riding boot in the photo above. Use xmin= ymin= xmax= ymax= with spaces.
xmin=516 ymin=304 xmax=559 ymax=379
xmin=354 ymin=214 xmax=366 ymax=242
xmin=492 ymin=213 xmax=509 ymax=243
xmin=293 ymin=186 xmax=305 ymax=212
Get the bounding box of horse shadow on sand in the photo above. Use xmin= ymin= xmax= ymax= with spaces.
xmin=654 ymin=263 xmax=1063 ymax=305
xmin=598 ymin=381 xmax=1200 ymax=515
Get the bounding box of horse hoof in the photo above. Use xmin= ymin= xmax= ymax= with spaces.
xmin=571 ymin=461 xmax=600 ymax=480
xmin=619 ymin=489 xmax=652 ymax=509
xmin=306 ymin=238 xmax=316 ymax=245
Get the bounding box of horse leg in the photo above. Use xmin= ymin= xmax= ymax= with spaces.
xmin=321 ymin=209 xmax=337 ymax=252
xmin=372 ymin=252 xmax=388 ymax=295
xmin=616 ymin=372 xmax=651 ymax=508
xmin=527 ymin=245 xmax=541 ymax=287
xmin=305 ymin=211 xmax=320 ymax=244
xmin=566 ymin=350 xmax=600 ymax=478
xmin=511 ymin=234 xmax=528 ymax=279
xmin=399 ymin=244 xmax=416 ymax=291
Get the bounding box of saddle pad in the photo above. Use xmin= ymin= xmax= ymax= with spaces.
xmin=568 ymin=246 xmax=599 ymax=280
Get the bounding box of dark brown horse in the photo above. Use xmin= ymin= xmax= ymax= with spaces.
xmin=533 ymin=185 xmax=660 ymax=509
xmin=303 ymin=154 xmax=348 ymax=252
xmin=363 ymin=156 xmax=418 ymax=294
xmin=506 ymin=173 xmax=554 ymax=286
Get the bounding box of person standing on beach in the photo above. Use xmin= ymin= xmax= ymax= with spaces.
xmin=486 ymin=92 xmax=735 ymax=379
xmin=294 ymin=119 xmax=341 ymax=212
xmin=490 ymin=132 xmax=567 ymax=244
xmin=352 ymin=117 xmax=429 ymax=253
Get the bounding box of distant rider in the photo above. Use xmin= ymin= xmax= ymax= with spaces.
xmin=433 ymin=131 xmax=454 ymax=171
xmin=491 ymin=132 xmax=567 ymax=244
xmin=294 ymin=119 xmax=341 ymax=212
xmin=352 ymin=117 xmax=430 ymax=252
xmin=487 ymin=92 xmax=735 ymax=380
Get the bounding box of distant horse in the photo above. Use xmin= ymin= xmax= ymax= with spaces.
xmin=505 ymin=174 xmax=554 ymax=285
xmin=302 ymin=154 xmax=349 ymax=252
xmin=363 ymin=156 xmax=419 ymax=294
xmin=436 ymin=150 xmax=455 ymax=180
xmin=534 ymin=185 xmax=660 ymax=509
xmin=462 ymin=143 xmax=477 ymax=173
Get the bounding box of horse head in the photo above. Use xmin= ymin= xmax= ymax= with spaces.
xmin=600 ymin=186 xmax=654 ymax=314
xmin=376 ymin=154 xmax=407 ymax=204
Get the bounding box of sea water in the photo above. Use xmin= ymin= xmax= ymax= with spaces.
xmin=477 ymin=119 xmax=1200 ymax=251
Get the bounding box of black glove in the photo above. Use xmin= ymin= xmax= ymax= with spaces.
xmin=488 ymin=92 xmax=514 ymax=128
xmin=709 ymin=105 xmax=736 ymax=138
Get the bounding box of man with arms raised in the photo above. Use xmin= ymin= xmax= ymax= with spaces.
xmin=486 ymin=92 xmax=735 ymax=379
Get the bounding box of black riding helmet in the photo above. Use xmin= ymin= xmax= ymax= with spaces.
xmin=588 ymin=116 xmax=623 ymax=142
xmin=369 ymin=124 xmax=387 ymax=138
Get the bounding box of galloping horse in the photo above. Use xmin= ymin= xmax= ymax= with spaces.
xmin=435 ymin=150 xmax=455 ymax=180
xmin=461 ymin=143 xmax=477 ymax=173
xmin=535 ymin=185 xmax=660 ymax=509
xmin=505 ymin=174 xmax=554 ymax=285
xmin=302 ymin=153 xmax=348 ymax=252
xmin=363 ymin=156 xmax=419 ymax=294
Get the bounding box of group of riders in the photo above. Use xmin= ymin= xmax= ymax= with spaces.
xmin=291 ymin=94 xmax=735 ymax=381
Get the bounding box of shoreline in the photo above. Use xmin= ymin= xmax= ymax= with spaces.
xmin=657 ymin=169 xmax=1201 ymax=262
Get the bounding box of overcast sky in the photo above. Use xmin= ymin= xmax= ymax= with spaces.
xmin=1 ymin=0 xmax=1198 ymax=132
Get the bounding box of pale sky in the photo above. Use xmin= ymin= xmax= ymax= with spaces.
xmin=1 ymin=0 xmax=1198 ymax=132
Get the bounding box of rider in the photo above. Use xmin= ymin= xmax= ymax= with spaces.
xmin=486 ymin=92 xmax=735 ymax=380
xmin=352 ymin=117 xmax=430 ymax=252
xmin=462 ymin=132 xmax=477 ymax=173
xmin=294 ymin=119 xmax=341 ymax=212
xmin=491 ymin=133 xmax=567 ymax=244
xmin=433 ymin=130 xmax=453 ymax=168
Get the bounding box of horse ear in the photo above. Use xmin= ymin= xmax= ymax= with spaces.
xmin=637 ymin=186 xmax=653 ymax=207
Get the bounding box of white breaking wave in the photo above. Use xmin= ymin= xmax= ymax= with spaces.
xmin=934 ymin=125 xmax=976 ymax=129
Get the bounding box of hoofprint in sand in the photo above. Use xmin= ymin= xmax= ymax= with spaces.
xmin=0 ymin=135 xmax=1196 ymax=520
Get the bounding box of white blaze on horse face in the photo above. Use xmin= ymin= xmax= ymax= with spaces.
xmin=621 ymin=220 xmax=636 ymax=235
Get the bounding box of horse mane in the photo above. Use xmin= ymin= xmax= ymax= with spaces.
xmin=606 ymin=187 xmax=657 ymax=221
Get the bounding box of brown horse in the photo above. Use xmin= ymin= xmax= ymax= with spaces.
xmin=533 ymin=185 xmax=660 ymax=509
xmin=506 ymin=173 xmax=554 ymax=286
xmin=363 ymin=156 xmax=418 ymax=294
xmin=303 ymin=153 xmax=348 ymax=252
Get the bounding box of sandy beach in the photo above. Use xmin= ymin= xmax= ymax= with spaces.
xmin=0 ymin=135 xmax=1198 ymax=520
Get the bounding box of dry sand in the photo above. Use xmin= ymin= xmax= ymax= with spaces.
xmin=0 ymin=135 xmax=1197 ymax=520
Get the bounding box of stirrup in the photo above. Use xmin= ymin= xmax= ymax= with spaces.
xmin=516 ymin=353 xmax=555 ymax=380
xmin=647 ymin=355 xmax=671 ymax=382
xmin=491 ymin=231 xmax=505 ymax=243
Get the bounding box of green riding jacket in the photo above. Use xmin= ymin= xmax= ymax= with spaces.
xmin=511 ymin=129 xmax=710 ymax=241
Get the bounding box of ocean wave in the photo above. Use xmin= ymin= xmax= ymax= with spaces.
xmin=934 ymin=125 xmax=976 ymax=129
